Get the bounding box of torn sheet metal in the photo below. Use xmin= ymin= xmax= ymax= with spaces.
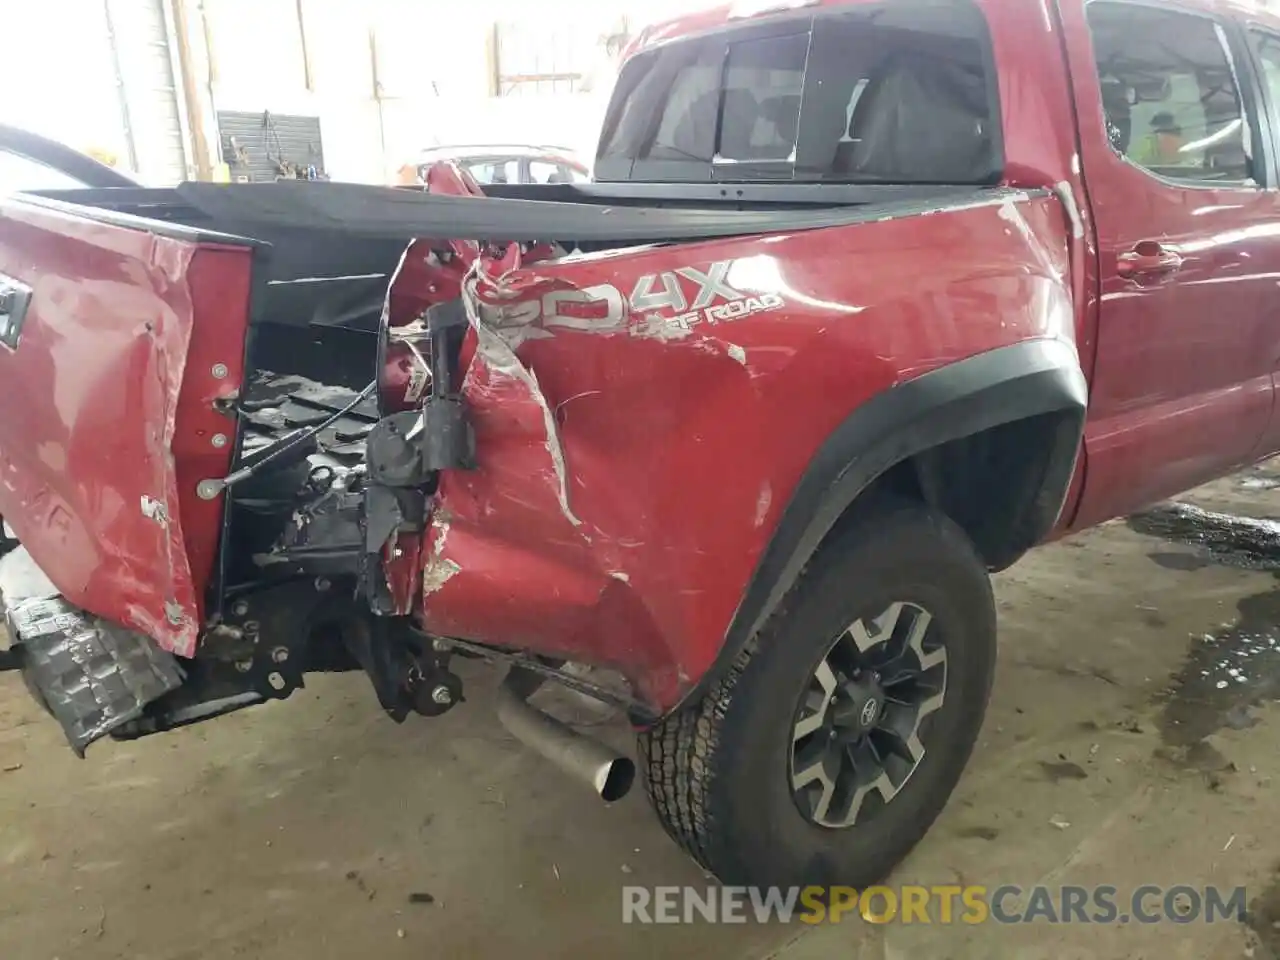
xmin=422 ymin=516 xmax=461 ymax=596
xmin=461 ymin=265 xmax=582 ymax=528
xmin=379 ymin=163 xmax=589 ymax=531
xmin=407 ymin=174 xmax=1075 ymax=711
xmin=379 ymin=242 xmax=436 ymax=414
xmin=140 ymin=495 xmax=170 ymax=527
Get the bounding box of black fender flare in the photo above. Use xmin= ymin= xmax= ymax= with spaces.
xmin=674 ymin=337 xmax=1088 ymax=716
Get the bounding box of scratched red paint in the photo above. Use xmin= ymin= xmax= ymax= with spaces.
xmin=0 ymin=200 xmax=250 ymax=655
xmin=4 ymin=0 xmax=1277 ymax=716
xmin=402 ymin=167 xmax=1075 ymax=709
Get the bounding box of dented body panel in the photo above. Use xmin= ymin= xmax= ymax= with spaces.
xmin=7 ymin=0 xmax=1276 ymax=753
xmin=404 ymin=187 xmax=1075 ymax=709
xmin=0 ymin=197 xmax=251 ymax=655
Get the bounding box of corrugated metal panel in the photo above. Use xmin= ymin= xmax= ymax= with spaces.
xmin=217 ymin=111 xmax=326 ymax=182
xmin=104 ymin=0 xmax=188 ymax=184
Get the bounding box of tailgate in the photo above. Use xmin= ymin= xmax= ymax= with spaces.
xmin=0 ymin=195 xmax=254 ymax=655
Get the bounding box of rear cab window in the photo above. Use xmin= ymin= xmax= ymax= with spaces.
xmin=595 ymin=0 xmax=1002 ymax=184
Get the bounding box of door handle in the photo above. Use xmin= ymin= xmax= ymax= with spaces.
xmin=1116 ymin=242 xmax=1183 ymax=279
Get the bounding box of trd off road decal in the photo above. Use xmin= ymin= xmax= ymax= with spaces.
xmin=535 ymin=259 xmax=785 ymax=338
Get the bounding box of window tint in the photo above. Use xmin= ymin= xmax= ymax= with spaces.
xmin=1087 ymin=4 xmax=1253 ymax=184
xmin=595 ymin=0 xmax=999 ymax=183
xmin=717 ymin=33 xmax=807 ymax=162
xmin=599 ymin=53 xmax=674 ymax=159
xmin=647 ymin=59 xmax=722 ymax=161
xmin=802 ymin=7 xmax=993 ymax=182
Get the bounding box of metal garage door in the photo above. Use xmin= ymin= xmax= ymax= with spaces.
xmin=103 ymin=0 xmax=189 ymax=184
xmin=1 ymin=1 xmax=188 ymax=183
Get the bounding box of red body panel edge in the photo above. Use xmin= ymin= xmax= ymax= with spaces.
xmin=0 ymin=199 xmax=250 ymax=655
xmin=395 ymin=181 xmax=1076 ymax=711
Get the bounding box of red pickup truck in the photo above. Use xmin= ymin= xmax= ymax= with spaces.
xmin=1 ymin=0 xmax=1278 ymax=888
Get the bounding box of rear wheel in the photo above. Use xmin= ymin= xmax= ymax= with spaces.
xmin=639 ymin=503 xmax=996 ymax=886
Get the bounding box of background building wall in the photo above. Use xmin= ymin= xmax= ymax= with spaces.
xmin=0 ymin=0 xmax=189 ymax=184
xmin=0 ymin=0 xmax=698 ymax=184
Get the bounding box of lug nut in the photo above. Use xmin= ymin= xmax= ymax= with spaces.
xmin=232 ymin=601 xmax=249 ymax=617
xmin=430 ymin=685 xmax=453 ymax=705
xmin=271 ymin=647 xmax=289 ymax=664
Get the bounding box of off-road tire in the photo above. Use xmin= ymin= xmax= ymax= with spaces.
xmin=639 ymin=503 xmax=996 ymax=887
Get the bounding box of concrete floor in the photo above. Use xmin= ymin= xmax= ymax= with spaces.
xmin=1 ymin=463 xmax=1279 ymax=959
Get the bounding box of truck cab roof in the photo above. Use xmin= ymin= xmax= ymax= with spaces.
xmin=600 ymin=0 xmax=1280 ymax=187
xmin=630 ymin=0 xmax=1280 ymax=53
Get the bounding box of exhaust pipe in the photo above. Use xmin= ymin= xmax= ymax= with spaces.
xmin=495 ymin=669 xmax=636 ymax=802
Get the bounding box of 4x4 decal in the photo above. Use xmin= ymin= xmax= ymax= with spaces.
xmin=533 ymin=259 xmax=785 ymax=339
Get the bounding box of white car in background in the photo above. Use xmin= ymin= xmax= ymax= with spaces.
xmin=394 ymin=144 xmax=592 ymax=187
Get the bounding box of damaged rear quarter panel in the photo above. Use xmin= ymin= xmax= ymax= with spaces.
xmin=418 ymin=193 xmax=1075 ymax=711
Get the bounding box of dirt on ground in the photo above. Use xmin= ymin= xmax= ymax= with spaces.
xmin=2 ymin=463 xmax=1280 ymax=959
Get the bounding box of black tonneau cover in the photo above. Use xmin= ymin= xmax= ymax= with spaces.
xmin=176 ymin=181 xmax=1031 ymax=244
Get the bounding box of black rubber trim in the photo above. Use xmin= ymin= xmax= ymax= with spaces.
xmin=174 ymin=181 xmax=1047 ymax=243
xmin=482 ymin=180 xmax=976 ymax=207
xmin=667 ymin=338 xmax=1087 ymax=718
